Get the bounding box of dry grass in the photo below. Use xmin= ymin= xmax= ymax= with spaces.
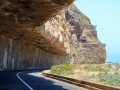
xmin=50 ymin=63 xmax=120 ymax=88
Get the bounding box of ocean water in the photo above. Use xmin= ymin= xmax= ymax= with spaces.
xmin=106 ymin=54 xmax=120 ymax=63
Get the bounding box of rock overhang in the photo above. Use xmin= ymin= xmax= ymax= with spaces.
xmin=0 ymin=0 xmax=74 ymax=55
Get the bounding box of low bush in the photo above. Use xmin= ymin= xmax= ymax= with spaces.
xmin=51 ymin=62 xmax=72 ymax=74
xmin=84 ymin=64 xmax=99 ymax=71
xmin=50 ymin=65 xmax=59 ymax=74
xmin=51 ymin=63 xmax=111 ymax=74
xmin=60 ymin=70 xmax=75 ymax=76
xmin=97 ymin=72 xmax=120 ymax=86
xmin=50 ymin=62 xmax=82 ymax=75
xmin=83 ymin=64 xmax=110 ymax=72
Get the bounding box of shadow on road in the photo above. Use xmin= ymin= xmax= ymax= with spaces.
xmin=0 ymin=70 xmax=79 ymax=90
xmin=20 ymin=71 xmax=72 ymax=90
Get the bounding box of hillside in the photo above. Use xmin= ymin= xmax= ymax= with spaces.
xmin=65 ymin=4 xmax=106 ymax=64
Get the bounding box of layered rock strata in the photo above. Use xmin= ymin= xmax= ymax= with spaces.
xmin=65 ymin=4 xmax=106 ymax=64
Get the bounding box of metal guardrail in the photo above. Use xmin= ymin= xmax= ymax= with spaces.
xmin=42 ymin=73 xmax=120 ymax=90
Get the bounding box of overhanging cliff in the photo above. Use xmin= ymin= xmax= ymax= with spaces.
xmin=0 ymin=1 xmax=106 ymax=70
xmin=0 ymin=0 xmax=74 ymax=70
xmin=0 ymin=0 xmax=74 ymax=55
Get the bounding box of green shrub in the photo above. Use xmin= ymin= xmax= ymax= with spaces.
xmin=84 ymin=64 xmax=100 ymax=71
xmin=60 ymin=70 xmax=75 ymax=76
xmin=63 ymin=62 xmax=70 ymax=66
xmin=81 ymin=18 xmax=90 ymax=25
xmin=107 ymin=64 xmax=112 ymax=68
xmin=97 ymin=72 xmax=120 ymax=86
xmin=83 ymin=64 xmax=110 ymax=72
xmin=50 ymin=65 xmax=59 ymax=74
xmin=50 ymin=62 xmax=82 ymax=75
xmin=50 ymin=62 xmax=73 ymax=74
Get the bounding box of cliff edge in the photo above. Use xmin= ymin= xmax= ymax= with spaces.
xmin=40 ymin=4 xmax=106 ymax=64
xmin=65 ymin=4 xmax=106 ymax=64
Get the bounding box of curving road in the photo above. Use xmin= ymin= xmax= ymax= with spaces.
xmin=0 ymin=70 xmax=82 ymax=90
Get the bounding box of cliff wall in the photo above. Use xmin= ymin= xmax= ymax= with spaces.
xmin=0 ymin=0 xmax=74 ymax=70
xmin=0 ymin=0 xmax=74 ymax=55
xmin=0 ymin=1 xmax=106 ymax=70
xmin=0 ymin=35 xmax=68 ymax=70
xmin=65 ymin=4 xmax=106 ymax=64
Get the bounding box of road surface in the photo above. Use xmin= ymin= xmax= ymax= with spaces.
xmin=0 ymin=70 xmax=82 ymax=90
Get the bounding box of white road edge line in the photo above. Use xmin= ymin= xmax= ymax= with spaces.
xmin=16 ymin=72 xmax=34 ymax=90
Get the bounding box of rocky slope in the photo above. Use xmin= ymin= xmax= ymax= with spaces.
xmin=65 ymin=4 xmax=106 ymax=64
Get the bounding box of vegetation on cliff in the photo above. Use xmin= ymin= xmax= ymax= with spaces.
xmin=71 ymin=4 xmax=91 ymax=25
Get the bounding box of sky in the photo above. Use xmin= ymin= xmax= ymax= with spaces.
xmin=74 ymin=0 xmax=120 ymax=63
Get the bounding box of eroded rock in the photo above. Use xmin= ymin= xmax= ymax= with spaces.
xmin=65 ymin=4 xmax=106 ymax=64
xmin=0 ymin=1 xmax=106 ymax=70
xmin=0 ymin=0 xmax=74 ymax=55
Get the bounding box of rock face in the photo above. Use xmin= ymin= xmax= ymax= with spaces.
xmin=0 ymin=1 xmax=106 ymax=70
xmin=0 ymin=0 xmax=74 ymax=70
xmin=0 ymin=0 xmax=74 ymax=55
xmin=65 ymin=4 xmax=106 ymax=64
xmin=0 ymin=35 xmax=68 ymax=70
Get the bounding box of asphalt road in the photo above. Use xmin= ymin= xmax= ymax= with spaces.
xmin=0 ymin=70 xmax=81 ymax=90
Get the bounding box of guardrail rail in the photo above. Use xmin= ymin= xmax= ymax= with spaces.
xmin=42 ymin=73 xmax=120 ymax=90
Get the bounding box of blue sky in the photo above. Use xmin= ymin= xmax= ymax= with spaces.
xmin=74 ymin=0 xmax=120 ymax=63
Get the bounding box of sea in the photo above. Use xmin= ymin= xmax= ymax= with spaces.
xmin=106 ymin=54 xmax=120 ymax=63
